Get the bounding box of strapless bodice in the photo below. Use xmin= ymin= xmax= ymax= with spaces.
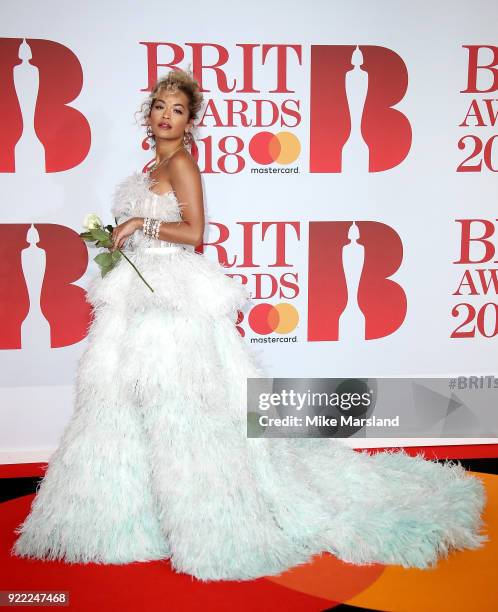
xmin=111 ymin=171 xmax=194 ymax=252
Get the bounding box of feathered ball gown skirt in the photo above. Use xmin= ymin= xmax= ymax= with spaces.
xmin=11 ymin=246 xmax=488 ymax=581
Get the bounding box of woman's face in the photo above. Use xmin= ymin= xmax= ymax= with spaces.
xmin=148 ymin=88 xmax=193 ymax=144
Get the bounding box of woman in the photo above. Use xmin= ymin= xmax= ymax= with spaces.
xmin=11 ymin=68 xmax=488 ymax=582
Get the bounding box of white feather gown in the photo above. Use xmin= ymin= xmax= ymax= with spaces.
xmin=11 ymin=171 xmax=488 ymax=581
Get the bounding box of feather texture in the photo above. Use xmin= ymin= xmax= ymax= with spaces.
xmin=11 ymin=171 xmax=488 ymax=581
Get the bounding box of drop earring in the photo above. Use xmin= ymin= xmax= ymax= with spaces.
xmin=146 ymin=125 xmax=155 ymax=146
xmin=183 ymin=130 xmax=193 ymax=149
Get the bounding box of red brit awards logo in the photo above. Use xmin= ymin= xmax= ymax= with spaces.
xmin=0 ymin=38 xmax=92 ymax=350
xmin=1 ymin=39 xmax=413 ymax=351
xmin=452 ymin=219 xmax=498 ymax=338
xmin=0 ymin=37 xmax=91 ymax=172
xmin=204 ymin=218 xmax=406 ymax=342
xmin=458 ymin=45 xmax=498 ymax=173
xmin=140 ymin=42 xmax=411 ymax=174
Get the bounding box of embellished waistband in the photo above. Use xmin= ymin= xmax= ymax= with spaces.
xmin=123 ymin=244 xmax=193 ymax=256
xmin=144 ymin=246 xmax=185 ymax=253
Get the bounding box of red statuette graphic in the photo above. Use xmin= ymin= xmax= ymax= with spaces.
xmin=0 ymin=224 xmax=92 ymax=349
xmin=309 ymin=44 xmax=411 ymax=173
xmin=307 ymin=221 xmax=407 ymax=341
xmin=0 ymin=37 xmax=90 ymax=172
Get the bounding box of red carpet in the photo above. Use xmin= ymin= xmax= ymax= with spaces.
xmin=1 ymin=444 xmax=497 ymax=612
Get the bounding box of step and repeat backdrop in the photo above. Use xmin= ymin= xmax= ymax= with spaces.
xmin=1 ymin=0 xmax=497 ymax=461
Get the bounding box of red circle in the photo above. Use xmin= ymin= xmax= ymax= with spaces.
xmin=248 ymin=132 xmax=274 ymax=165
xmin=248 ymin=303 xmax=275 ymax=334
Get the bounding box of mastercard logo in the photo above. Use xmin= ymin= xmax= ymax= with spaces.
xmin=248 ymin=303 xmax=299 ymax=335
xmin=248 ymin=131 xmax=301 ymax=165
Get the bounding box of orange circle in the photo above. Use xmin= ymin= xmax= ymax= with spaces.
xmin=274 ymin=303 xmax=299 ymax=333
xmin=274 ymin=131 xmax=301 ymax=164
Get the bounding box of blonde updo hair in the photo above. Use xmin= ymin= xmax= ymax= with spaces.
xmin=135 ymin=65 xmax=204 ymax=150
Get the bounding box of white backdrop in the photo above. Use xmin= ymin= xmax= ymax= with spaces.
xmin=1 ymin=0 xmax=497 ymax=462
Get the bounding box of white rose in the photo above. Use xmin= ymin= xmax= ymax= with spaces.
xmin=83 ymin=213 xmax=103 ymax=230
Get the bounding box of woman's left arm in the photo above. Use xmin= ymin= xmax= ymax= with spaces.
xmin=112 ymin=156 xmax=205 ymax=250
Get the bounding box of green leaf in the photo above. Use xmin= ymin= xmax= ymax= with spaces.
xmin=90 ymin=228 xmax=110 ymax=242
xmin=111 ymin=250 xmax=122 ymax=263
xmin=94 ymin=252 xmax=113 ymax=266
xmin=95 ymin=239 xmax=112 ymax=248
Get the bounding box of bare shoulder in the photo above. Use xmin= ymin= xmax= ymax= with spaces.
xmin=169 ymin=149 xmax=199 ymax=176
xmin=165 ymin=149 xmax=201 ymax=188
xmin=153 ymin=149 xmax=198 ymax=187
